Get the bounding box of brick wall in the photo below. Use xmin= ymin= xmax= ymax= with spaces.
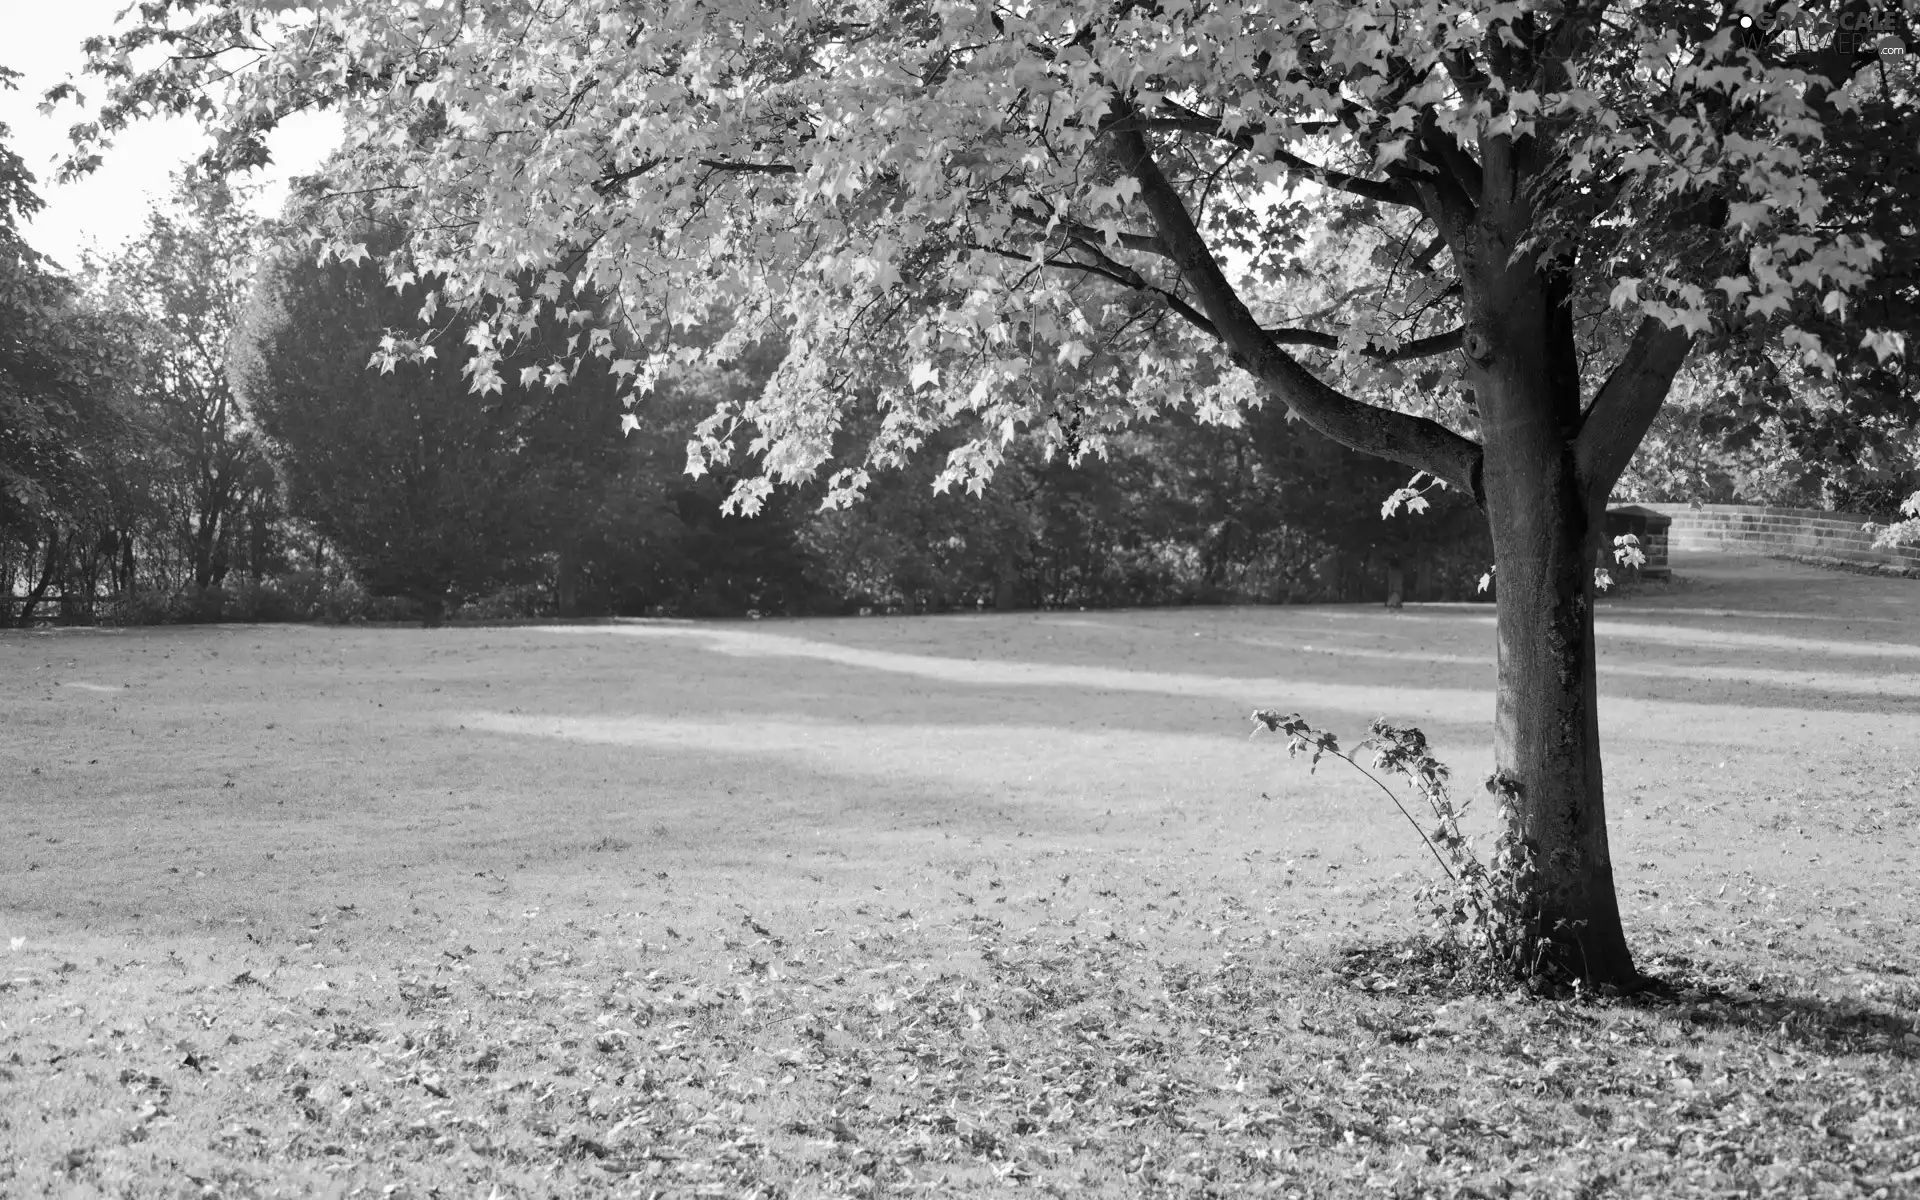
xmin=1632 ymin=503 xmax=1920 ymax=573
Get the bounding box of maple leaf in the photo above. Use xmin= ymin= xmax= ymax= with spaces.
xmin=1861 ymin=330 xmax=1906 ymax=363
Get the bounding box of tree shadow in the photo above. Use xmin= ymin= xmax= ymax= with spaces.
xmin=1331 ymin=938 xmax=1919 ymax=1059
xmin=1626 ymin=956 xmax=1918 ymax=1058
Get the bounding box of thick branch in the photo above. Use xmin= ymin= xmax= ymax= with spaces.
xmin=1111 ymin=128 xmax=1484 ymax=499
xmin=1574 ymin=317 xmax=1693 ymax=509
xmin=972 ymin=244 xmax=1217 ymax=338
xmin=1263 ymin=326 xmax=1464 ymax=362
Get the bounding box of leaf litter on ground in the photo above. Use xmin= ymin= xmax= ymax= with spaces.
xmin=4 ymin=880 xmax=1917 ymax=1199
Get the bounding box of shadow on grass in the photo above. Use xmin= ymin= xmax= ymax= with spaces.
xmin=1630 ymin=950 xmax=1920 ymax=1057
xmin=1331 ymin=937 xmax=1920 ymax=1059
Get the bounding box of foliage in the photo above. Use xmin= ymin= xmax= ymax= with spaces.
xmin=1677 ymin=65 xmax=1920 ymax=506
xmin=813 ymin=403 xmax=1495 ymax=612
xmin=1 ymin=157 xmax=296 ymax=626
xmin=90 ymin=173 xmax=281 ymax=593
xmin=0 ymin=68 xmax=147 ymax=626
xmin=1613 ymin=358 xmax=1826 ymax=506
xmin=1868 ymin=490 xmax=1920 ymax=551
xmin=62 ymin=0 xmax=1909 ymax=501
xmin=95 ymin=570 xmax=379 ymax=626
xmin=232 ymin=234 xmax=629 ymax=618
xmin=1838 ymin=477 xmax=1920 ymax=523
xmin=233 ymin=242 xmax=831 ymax=619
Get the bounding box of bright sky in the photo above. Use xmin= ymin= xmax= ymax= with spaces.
xmin=0 ymin=0 xmax=341 ymax=271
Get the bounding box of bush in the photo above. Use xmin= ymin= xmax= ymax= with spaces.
xmin=219 ymin=578 xmax=295 ymax=622
xmin=1826 ymin=478 xmax=1918 ymax=522
xmin=97 ymin=590 xmax=183 ymax=627
xmin=1867 ymin=491 xmax=1920 ymax=551
xmin=96 ymin=571 xmax=379 ymax=625
xmin=276 ymin=567 xmax=362 ymax=622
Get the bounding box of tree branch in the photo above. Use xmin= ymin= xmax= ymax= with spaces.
xmin=1101 ymin=110 xmax=1420 ymax=210
xmin=971 ymin=244 xmax=1217 ymax=338
xmin=593 ymin=156 xmax=792 ymax=196
xmin=1110 ymin=127 xmax=1484 ymax=499
xmin=1010 ymin=204 xmax=1168 ymax=257
xmin=1263 ymin=325 xmax=1465 ymax=361
xmin=1573 ymin=316 xmax=1693 ymax=509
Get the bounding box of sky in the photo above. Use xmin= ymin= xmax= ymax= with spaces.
xmin=0 ymin=0 xmax=341 ymax=271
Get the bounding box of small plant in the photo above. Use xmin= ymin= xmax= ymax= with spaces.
xmin=1483 ymin=532 xmax=1647 ymax=597
xmin=1612 ymin=532 xmax=1647 ymax=570
xmin=1866 ymin=490 xmax=1920 ymax=550
xmin=1594 ymin=532 xmax=1647 ymax=593
xmin=1250 ymin=711 xmax=1562 ymax=986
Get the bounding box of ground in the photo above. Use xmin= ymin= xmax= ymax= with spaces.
xmin=2 ymin=553 xmax=1916 ymax=1197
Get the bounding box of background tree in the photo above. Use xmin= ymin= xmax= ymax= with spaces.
xmin=97 ymin=173 xmax=278 ymax=592
xmin=813 ymin=406 xmax=1493 ymax=612
xmin=234 ymin=234 xmax=598 ymax=618
xmin=79 ymin=0 xmax=1916 ymax=982
xmin=234 ymin=229 xmax=825 ymax=618
xmin=0 ymin=66 xmax=144 ymax=625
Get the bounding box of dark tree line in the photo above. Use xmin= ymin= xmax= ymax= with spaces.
xmin=0 ymin=162 xmax=288 ymax=627
xmin=0 ymin=129 xmax=1498 ymax=627
xmin=6 ymin=160 xmax=1901 ymax=627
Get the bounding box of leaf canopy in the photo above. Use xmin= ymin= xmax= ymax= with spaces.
xmin=66 ymin=0 xmax=1916 ymax=509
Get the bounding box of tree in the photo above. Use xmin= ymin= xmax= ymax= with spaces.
xmin=76 ymin=1 xmax=1915 ymax=982
xmin=809 ymin=408 xmax=1493 ymax=610
xmin=97 ymin=173 xmax=277 ymax=591
xmin=234 ymin=226 xmax=821 ymax=618
xmin=1686 ymin=53 xmax=1920 ymax=508
xmin=1 ymin=66 xmax=143 ymax=624
xmin=233 ymin=234 xmax=598 ymax=617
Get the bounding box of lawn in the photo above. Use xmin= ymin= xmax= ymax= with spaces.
xmin=3 ymin=553 xmax=1918 ymax=1198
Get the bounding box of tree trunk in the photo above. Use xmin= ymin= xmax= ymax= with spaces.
xmin=1483 ymin=461 xmax=1633 ymax=983
xmin=193 ymin=516 xmax=219 ymax=590
xmin=17 ymin=532 xmax=60 ymax=629
xmin=556 ymin=543 xmax=581 ymax=617
xmin=1471 ymin=263 xmax=1635 ymax=985
xmin=993 ymin=556 xmax=1019 ymax=611
xmin=119 ymin=530 xmax=138 ymax=594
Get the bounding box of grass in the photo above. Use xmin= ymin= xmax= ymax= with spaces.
xmin=3 ymin=553 xmax=1918 ymax=1197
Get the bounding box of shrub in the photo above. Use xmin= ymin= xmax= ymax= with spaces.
xmin=96 ymin=572 xmax=378 ymax=625
xmin=218 ymin=578 xmax=296 ymax=622
xmin=98 ymin=590 xmax=182 ymax=626
xmin=1867 ymin=491 xmax=1920 ymax=551
xmin=1252 ymin=711 xmax=1571 ymax=990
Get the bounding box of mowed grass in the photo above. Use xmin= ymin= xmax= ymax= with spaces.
xmin=3 ymin=554 xmax=1918 ymax=1198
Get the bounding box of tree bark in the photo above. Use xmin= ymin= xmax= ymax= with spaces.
xmin=17 ymin=532 xmax=61 ymax=629
xmin=1465 ymin=237 xmax=1635 ymax=984
xmin=193 ymin=512 xmax=219 ymax=591
xmin=1481 ymin=444 xmax=1633 ymax=982
xmin=119 ymin=529 xmax=137 ymax=594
